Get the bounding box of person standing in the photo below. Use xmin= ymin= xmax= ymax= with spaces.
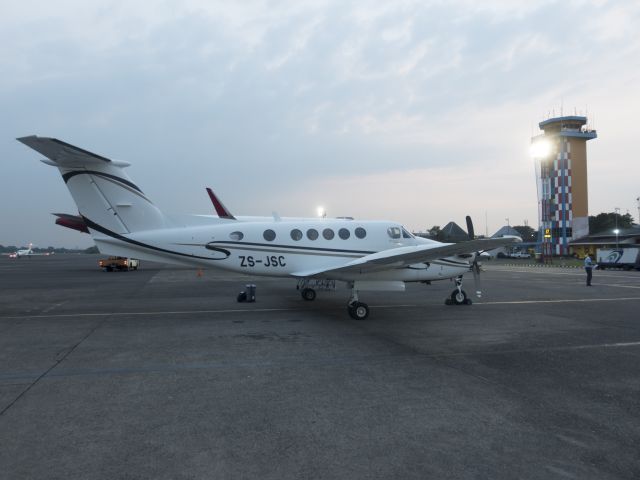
xmin=584 ymin=254 xmax=593 ymax=286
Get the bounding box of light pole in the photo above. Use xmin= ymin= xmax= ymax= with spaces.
xmin=614 ymin=229 xmax=620 ymax=249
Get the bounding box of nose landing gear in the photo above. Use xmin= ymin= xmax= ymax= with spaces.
xmin=445 ymin=276 xmax=472 ymax=305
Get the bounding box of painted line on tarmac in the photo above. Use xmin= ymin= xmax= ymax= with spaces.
xmin=594 ymin=283 xmax=640 ymax=290
xmin=0 ymin=307 xmax=304 ymax=320
xmin=476 ymin=297 xmax=640 ymax=305
xmin=490 ymin=268 xmax=640 ymax=280
xmin=3 ymin=296 xmax=640 ymax=319
xmin=573 ymin=341 xmax=640 ymax=349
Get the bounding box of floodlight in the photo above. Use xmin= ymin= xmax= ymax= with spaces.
xmin=530 ymin=139 xmax=551 ymax=158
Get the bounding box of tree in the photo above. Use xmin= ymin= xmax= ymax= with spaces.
xmin=512 ymin=225 xmax=537 ymax=242
xmin=427 ymin=226 xmax=443 ymax=241
xmin=589 ymin=212 xmax=634 ymax=235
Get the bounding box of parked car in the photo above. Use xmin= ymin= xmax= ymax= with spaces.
xmin=510 ymin=251 xmax=531 ymax=259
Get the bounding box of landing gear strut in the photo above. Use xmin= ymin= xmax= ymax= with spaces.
xmin=445 ymin=276 xmax=472 ymax=306
xmin=347 ymin=284 xmax=369 ymax=320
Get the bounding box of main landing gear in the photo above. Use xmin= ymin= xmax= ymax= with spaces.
xmin=347 ymin=285 xmax=369 ymax=320
xmin=297 ymin=279 xmax=335 ymax=303
xmin=445 ymin=276 xmax=472 ymax=306
xmin=297 ymin=279 xmax=370 ymax=319
xmin=301 ymin=287 xmax=316 ymax=301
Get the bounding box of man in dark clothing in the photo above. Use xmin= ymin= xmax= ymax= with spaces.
xmin=584 ymin=254 xmax=593 ymax=286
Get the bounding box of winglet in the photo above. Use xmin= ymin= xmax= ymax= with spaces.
xmin=206 ymin=188 xmax=236 ymax=220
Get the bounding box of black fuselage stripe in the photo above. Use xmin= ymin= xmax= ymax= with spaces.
xmin=83 ymin=217 xmax=226 ymax=261
xmin=207 ymin=241 xmax=375 ymax=255
xmin=201 ymin=243 xmax=364 ymax=258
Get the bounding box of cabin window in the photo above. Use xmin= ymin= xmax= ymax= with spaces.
xmin=338 ymin=228 xmax=350 ymax=240
xmin=402 ymin=228 xmax=414 ymax=239
xmin=323 ymin=228 xmax=335 ymax=240
xmin=263 ymin=229 xmax=276 ymax=241
xmin=290 ymin=229 xmax=303 ymax=241
xmin=307 ymin=228 xmax=319 ymax=240
xmin=355 ymin=227 xmax=366 ymax=239
xmin=229 ymin=231 xmax=244 ymax=241
xmin=387 ymin=227 xmax=401 ymax=239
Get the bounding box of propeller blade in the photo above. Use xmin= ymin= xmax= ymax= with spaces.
xmin=465 ymin=215 xmax=475 ymax=240
xmin=472 ymin=255 xmax=482 ymax=298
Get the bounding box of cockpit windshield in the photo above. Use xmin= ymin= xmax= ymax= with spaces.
xmin=387 ymin=226 xmax=414 ymax=239
xmin=387 ymin=227 xmax=401 ymax=239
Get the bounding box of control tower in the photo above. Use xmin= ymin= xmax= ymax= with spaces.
xmin=530 ymin=116 xmax=597 ymax=256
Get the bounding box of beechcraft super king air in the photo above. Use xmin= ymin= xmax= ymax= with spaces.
xmin=18 ymin=135 xmax=516 ymax=319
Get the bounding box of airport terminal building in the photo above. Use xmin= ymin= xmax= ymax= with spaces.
xmin=531 ymin=116 xmax=597 ymax=256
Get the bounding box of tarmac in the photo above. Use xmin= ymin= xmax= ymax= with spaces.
xmin=1 ymin=254 xmax=639 ymax=479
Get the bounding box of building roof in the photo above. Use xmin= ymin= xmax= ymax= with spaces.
xmin=569 ymin=225 xmax=640 ymax=246
xmin=539 ymin=115 xmax=587 ymax=128
xmin=491 ymin=226 xmax=521 ymax=238
xmin=441 ymin=222 xmax=470 ymax=242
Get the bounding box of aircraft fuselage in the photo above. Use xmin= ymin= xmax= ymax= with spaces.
xmin=92 ymin=219 xmax=471 ymax=282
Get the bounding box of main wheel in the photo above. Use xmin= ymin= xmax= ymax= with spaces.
xmin=348 ymin=302 xmax=369 ymax=320
xmin=301 ymin=288 xmax=316 ymax=301
xmin=450 ymin=289 xmax=468 ymax=305
xmin=237 ymin=291 xmax=247 ymax=303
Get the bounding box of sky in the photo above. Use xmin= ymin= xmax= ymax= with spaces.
xmin=1 ymin=0 xmax=639 ymax=248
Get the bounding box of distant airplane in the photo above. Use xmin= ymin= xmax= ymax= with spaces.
xmin=5 ymin=242 xmax=50 ymax=258
xmin=16 ymin=243 xmax=34 ymax=257
xmin=18 ymin=135 xmax=516 ymax=319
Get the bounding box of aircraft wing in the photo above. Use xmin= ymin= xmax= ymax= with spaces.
xmin=292 ymin=237 xmax=517 ymax=277
xmin=17 ymin=136 xmax=126 ymax=167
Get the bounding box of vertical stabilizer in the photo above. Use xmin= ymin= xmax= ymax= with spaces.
xmin=17 ymin=136 xmax=166 ymax=234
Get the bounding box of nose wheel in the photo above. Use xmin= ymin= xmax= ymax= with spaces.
xmin=445 ymin=276 xmax=472 ymax=305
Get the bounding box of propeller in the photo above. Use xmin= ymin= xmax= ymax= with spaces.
xmin=465 ymin=216 xmax=482 ymax=298
xmin=465 ymin=216 xmax=475 ymax=240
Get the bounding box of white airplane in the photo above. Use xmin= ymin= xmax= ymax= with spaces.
xmin=5 ymin=243 xmax=50 ymax=258
xmin=16 ymin=244 xmax=34 ymax=257
xmin=18 ymin=135 xmax=515 ymax=319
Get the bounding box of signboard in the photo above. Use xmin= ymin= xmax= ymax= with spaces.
xmin=544 ymin=228 xmax=552 ymax=239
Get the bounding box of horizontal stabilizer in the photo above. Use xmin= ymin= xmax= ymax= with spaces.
xmin=17 ymin=136 xmax=129 ymax=167
xmin=53 ymin=213 xmax=89 ymax=234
